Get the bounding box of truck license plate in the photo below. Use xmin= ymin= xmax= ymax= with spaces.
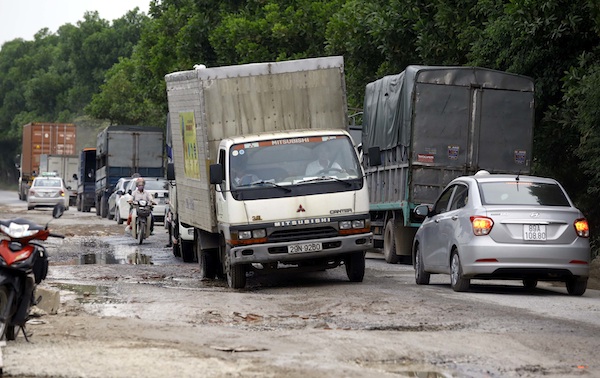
xmin=288 ymin=242 xmax=322 ymax=254
xmin=523 ymin=224 xmax=546 ymax=241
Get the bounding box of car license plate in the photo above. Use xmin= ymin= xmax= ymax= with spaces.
xmin=288 ymin=242 xmax=322 ymax=254
xmin=523 ymin=224 xmax=546 ymax=241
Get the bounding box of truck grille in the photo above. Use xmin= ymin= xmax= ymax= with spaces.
xmin=268 ymin=227 xmax=338 ymax=243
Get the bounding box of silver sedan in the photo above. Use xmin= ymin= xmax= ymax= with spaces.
xmin=412 ymin=171 xmax=591 ymax=295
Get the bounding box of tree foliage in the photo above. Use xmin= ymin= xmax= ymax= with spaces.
xmin=1 ymin=0 xmax=600 ymax=250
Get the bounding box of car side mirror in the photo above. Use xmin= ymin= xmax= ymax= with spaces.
xmin=414 ymin=204 xmax=432 ymax=217
xmin=127 ymin=190 xmax=132 ymax=195
xmin=117 ymin=190 xmax=124 ymax=195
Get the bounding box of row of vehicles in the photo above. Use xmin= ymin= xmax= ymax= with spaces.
xmin=161 ymin=57 xmax=591 ymax=294
xmin=17 ymin=57 xmax=591 ymax=295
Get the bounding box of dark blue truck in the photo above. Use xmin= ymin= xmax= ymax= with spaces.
xmin=95 ymin=125 xmax=165 ymax=218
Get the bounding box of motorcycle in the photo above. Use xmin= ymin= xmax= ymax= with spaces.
xmin=130 ymin=200 xmax=153 ymax=244
xmin=0 ymin=204 xmax=65 ymax=341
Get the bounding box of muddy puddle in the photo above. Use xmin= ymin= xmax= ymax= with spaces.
xmin=55 ymin=237 xmax=179 ymax=265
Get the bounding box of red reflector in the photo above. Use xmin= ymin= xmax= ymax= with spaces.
xmin=569 ymin=260 xmax=589 ymax=265
xmin=475 ymin=258 xmax=498 ymax=263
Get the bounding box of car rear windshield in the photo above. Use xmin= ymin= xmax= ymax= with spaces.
xmin=478 ymin=181 xmax=570 ymax=206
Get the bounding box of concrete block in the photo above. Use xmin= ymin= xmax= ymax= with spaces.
xmin=35 ymin=286 xmax=60 ymax=315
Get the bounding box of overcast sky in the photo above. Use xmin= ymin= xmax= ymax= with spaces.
xmin=0 ymin=0 xmax=150 ymax=47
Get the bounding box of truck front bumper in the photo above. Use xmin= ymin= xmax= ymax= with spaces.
xmin=229 ymin=233 xmax=373 ymax=266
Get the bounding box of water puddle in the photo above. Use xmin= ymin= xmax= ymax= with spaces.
xmin=51 ymin=282 xmax=114 ymax=304
xmin=74 ymin=244 xmax=153 ymax=265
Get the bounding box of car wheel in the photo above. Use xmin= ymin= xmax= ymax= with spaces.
xmin=523 ymin=279 xmax=538 ymax=290
xmin=450 ymin=251 xmax=470 ymax=292
xmin=345 ymin=251 xmax=365 ymax=282
xmin=27 ymin=205 xmax=34 ymax=210
xmin=566 ymin=278 xmax=587 ymax=296
xmin=383 ymin=219 xmax=400 ymax=264
xmin=414 ymin=244 xmax=430 ymax=285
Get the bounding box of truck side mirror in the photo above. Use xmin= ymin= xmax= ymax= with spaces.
xmin=368 ymin=146 xmax=382 ymax=166
xmin=166 ymin=162 xmax=175 ymax=180
xmin=209 ymin=163 xmax=223 ymax=184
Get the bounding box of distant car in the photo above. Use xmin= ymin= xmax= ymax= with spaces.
xmin=412 ymin=171 xmax=591 ymax=296
xmin=107 ymin=177 xmax=133 ymax=221
xmin=116 ymin=177 xmax=169 ymax=225
xmin=27 ymin=176 xmax=70 ymax=211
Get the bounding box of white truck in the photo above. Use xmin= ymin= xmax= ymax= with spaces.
xmin=165 ymin=56 xmax=373 ymax=289
xmin=39 ymin=154 xmax=79 ymax=206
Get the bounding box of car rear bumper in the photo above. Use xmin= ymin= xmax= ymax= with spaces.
xmin=460 ymin=240 xmax=591 ymax=279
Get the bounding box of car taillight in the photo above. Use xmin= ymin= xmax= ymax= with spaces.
xmin=574 ymin=218 xmax=589 ymax=238
xmin=470 ymin=216 xmax=494 ymax=236
xmin=60 ymin=189 xmax=65 ymax=197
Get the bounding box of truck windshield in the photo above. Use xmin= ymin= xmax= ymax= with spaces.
xmin=229 ymin=135 xmax=361 ymax=189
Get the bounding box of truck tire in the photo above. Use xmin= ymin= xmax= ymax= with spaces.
xmin=223 ymin=246 xmax=246 ymax=289
xmin=199 ymin=249 xmax=218 ymax=279
xmin=383 ymin=219 xmax=400 ymax=264
xmin=383 ymin=218 xmax=416 ymax=265
xmin=77 ymin=196 xmax=82 ymax=212
xmin=181 ymin=239 xmax=195 ymax=263
xmin=345 ymin=251 xmax=365 ymax=282
xmin=100 ymin=197 xmax=108 ymax=218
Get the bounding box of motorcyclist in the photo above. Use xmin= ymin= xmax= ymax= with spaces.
xmin=126 ymin=178 xmax=156 ymax=234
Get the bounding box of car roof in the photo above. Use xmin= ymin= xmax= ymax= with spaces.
xmin=452 ymin=171 xmax=559 ymax=185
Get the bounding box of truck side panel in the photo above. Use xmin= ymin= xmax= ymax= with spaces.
xmin=166 ymin=57 xmax=347 ymax=233
xmin=19 ymin=123 xmax=77 ymax=199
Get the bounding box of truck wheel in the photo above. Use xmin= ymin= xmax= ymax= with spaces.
xmin=224 ymin=247 xmax=246 ymax=289
xmin=345 ymin=251 xmax=365 ymax=282
xmin=383 ymin=219 xmax=400 ymax=264
xmin=181 ymin=239 xmax=195 ymax=263
xmin=172 ymin=240 xmax=181 ymax=257
xmin=77 ymin=196 xmax=82 ymax=212
xmin=199 ymin=249 xmax=218 ymax=279
xmin=100 ymin=197 xmax=108 ymax=218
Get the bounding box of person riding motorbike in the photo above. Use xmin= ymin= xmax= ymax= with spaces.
xmin=126 ymin=178 xmax=156 ymax=234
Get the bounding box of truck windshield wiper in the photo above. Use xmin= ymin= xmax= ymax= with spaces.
xmin=297 ymin=176 xmax=352 ymax=187
xmin=237 ymin=180 xmax=292 ymax=192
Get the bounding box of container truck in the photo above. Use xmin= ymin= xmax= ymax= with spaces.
xmin=165 ymin=56 xmax=373 ymax=289
xmin=18 ymin=123 xmax=77 ymax=201
xmin=362 ymin=65 xmax=535 ymax=263
xmin=39 ymin=154 xmax=79 ymax=205
xmin=76 ymin=148 xmax=96 ymax=212
xmin=95 ymin=125 xmax=164 ymax=218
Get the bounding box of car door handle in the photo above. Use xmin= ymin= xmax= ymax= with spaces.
xmin=434 ymin=219 xmax=440 ymax=223
xmin=451 ymin=215 xmax=458 ymax=221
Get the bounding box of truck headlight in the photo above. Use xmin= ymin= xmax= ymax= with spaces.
xmin=238 ymin=229 xmax=266 ymax=240
xmin=339 ymin=220 xmax=365 ymax=229
xmin=339 ymin=221 xmax=352 ymax=230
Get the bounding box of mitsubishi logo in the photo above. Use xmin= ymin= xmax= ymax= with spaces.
xmin=530 ymin=212 xmax=540 ymax=218
xmin=297 ymin=204 xmax=306 ymax=212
